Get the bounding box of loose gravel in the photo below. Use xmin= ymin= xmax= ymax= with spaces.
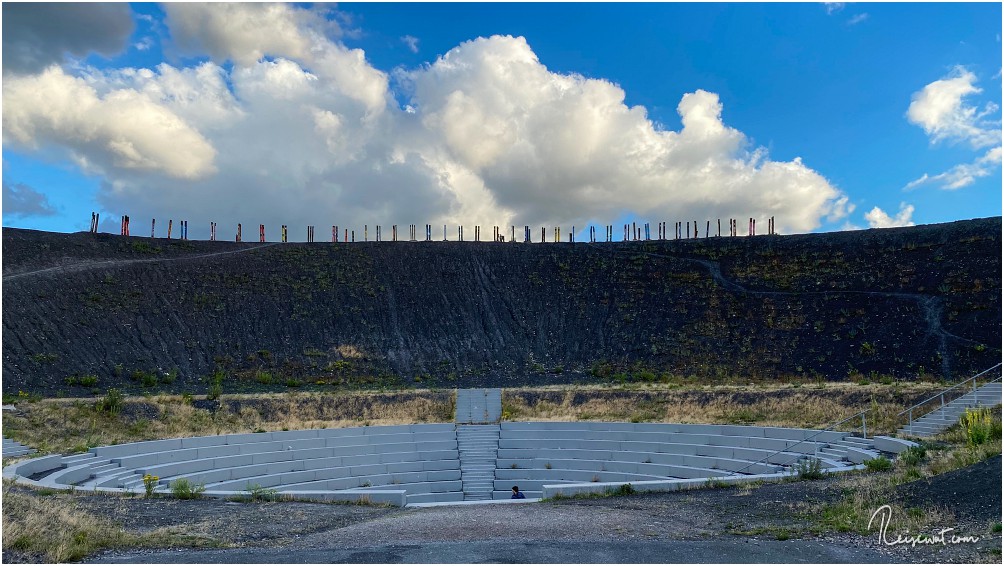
xmin=5 ymin=459 xmax=1000 ymax=564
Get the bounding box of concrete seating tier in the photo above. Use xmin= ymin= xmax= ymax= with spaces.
xmin=2 ymin=438 xmax=35 ymax=458
xmin=3 ymin=420 xmax=899 ymax=507
xmin=498 ymin=422 xmax=874 ymax=466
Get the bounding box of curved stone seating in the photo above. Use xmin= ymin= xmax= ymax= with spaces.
xmin=490 ymin=421 xmax=878 ymax=500
xmin=2 ymin=438 xmax=36 ymax=458
xmin=4 ymin=420 xmax=897 ymax=507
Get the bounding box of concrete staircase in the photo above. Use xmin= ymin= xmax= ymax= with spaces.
xmin=454 ymin=388 xmax=503 ymax=501
xmin=898 ymin=381 xmax=1002 ymax=438
xmin=456 ymin=424 xmax=500 ymax=501
xmin=2 ymin=438 xmax=35 ymax=459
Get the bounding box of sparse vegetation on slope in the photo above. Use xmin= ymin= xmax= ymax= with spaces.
xmin=2 ymin=218 xmax=1000 ymax=397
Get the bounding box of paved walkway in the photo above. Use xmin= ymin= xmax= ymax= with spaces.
xmin=83 ymin=539 xmax=894 ymax=563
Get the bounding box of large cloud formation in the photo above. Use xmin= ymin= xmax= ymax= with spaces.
xmin=2 ymin=3 xmax=134 ymax=75
xmin=905 ymin=67 xmax=1002 ymax=191
xmin=2 ymin=3 xmax=850 ymax=239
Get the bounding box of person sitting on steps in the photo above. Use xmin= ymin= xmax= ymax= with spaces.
xmin=511 ymin=485 xmax=526 ymax=499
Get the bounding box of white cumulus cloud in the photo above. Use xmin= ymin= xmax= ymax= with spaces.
xmin=905 ymin=147 xmax=1003 ymax=190
xmin=906 ymin=66 xmax=1000 ymax=149
xmin=865 ymin=202 xmax=916 ymax=228
xmin=2 ymin=66 xmax=217 ymax=179
xmin=163 ymin=2 xmax=336 ymax=66
xmin=1 ymin=6 xmax=850 ymax=240
xmin=905 ymin=67 xmax=1002 ymax=192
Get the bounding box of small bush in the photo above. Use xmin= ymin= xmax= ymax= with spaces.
xmin=255 ymin=371 xmax=273 ymax=385
xmin=900 ymin=466 xmax=922 ymax=482
xmin=160 ymin=370 xmax=177 ymax=385
xmin=170 ymin=478 xmax=205 ymax=500
xmin=795 ymin=457 xmax=825 ymax=480
xmin=899 ymin=445 xmax=926 ymax=467
xmin=864 ymin=456 xmax=892 ymax=472
xmin=611 ymin=483 xmax=635 ymax=496
xmin=960 ymin=407 xmax=1000 ymax=447
xmin=243 ymin=483 xmax=277 ymax=502
xmin=207 ymin=370 xmax=224 ymax=400
xmin=79 ymin=375 xmax=99 ymax=387
xmin=96 ymin=389 xmax=123 ymax=414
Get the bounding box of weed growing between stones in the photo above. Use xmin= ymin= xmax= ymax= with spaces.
xmin=899 ymin=445 xmax=927 ymax=467
xmin=239 ymin=483 xmax=278 ymax=502
xmin=142 ymin=474 xmax=159 ymax=498
xmin=169 ymin=479 xmax=205 ymax=500
xmin=795 ymin=457 xmax=825 ymax=480
xmin=863 ymin=456 xmax=892 ymax=472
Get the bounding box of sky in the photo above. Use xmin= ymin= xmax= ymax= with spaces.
xmin=2 ymin=2 xmax=1001 ymax=241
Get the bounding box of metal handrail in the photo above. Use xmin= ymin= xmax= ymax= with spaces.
xmin=897 ymin=363 xmax=1002 ymax=436
xmin=897 ymin=363 xmax=1002 ymax=417
xmin=727 ymin=408 xmax=871 ymax=477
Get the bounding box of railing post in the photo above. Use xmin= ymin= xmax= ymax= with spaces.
xmin=908 ymin=408 xmax=913 ymax=435
xmin=861 ymin=413 xmax=867 ymax=439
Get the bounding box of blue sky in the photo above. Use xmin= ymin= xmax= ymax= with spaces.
xmin=2 ymin=2 xmax=1001 ymax=239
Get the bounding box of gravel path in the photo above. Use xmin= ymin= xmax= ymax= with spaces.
xmin=5 ymin=460 xmax=998 ymax=564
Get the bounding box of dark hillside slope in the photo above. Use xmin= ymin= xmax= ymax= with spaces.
xmin=2 ymin=218 xmax=1000 ymax=396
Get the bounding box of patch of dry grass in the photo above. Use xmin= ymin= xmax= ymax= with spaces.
xmin=2 ymin=390 xmax=455 ymax=455
xmin=1 ymin=482 xmax=216 ymax=563
xmin=0 ymin=382 xmax=958 ymax=456
xmin=502 ymin=382 xmax=943 ymax=434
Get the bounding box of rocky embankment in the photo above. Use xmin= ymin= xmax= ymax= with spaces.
xmin=2 ymin=218 xmax=1000 ymax=396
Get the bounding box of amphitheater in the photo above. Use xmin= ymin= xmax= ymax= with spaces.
xmin=3 ymin=388 xmax=929 ymax=506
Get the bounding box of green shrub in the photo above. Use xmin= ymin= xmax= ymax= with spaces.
xmin=79 ymin=375 xmax=99 ymax=387
xmin=170 ymin=479 xmax=205 ymax=500
xmin=243 ymin=483 xmax=277 ymax=502
xmin=160 ymin=370 xmax=177 ymax=385
xmin=899 ymin=445 xmax=926 ymax=466
xmin=95 ymin=389 xmax=123 ymax=414
xmin=611 ymin=483 xmax=635 ymax=496
xmin=864 ymin=456 xmax=892 ymax=472
xmin=207 ymin=370 xmax=224 ymax=400
xmin=255 ymin=371 xmax=273 ymax=385
xmin=960 ymin=407 xmax=1000 ymax=447
xmin=795 ymin=457 xmax=825 ymax=480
